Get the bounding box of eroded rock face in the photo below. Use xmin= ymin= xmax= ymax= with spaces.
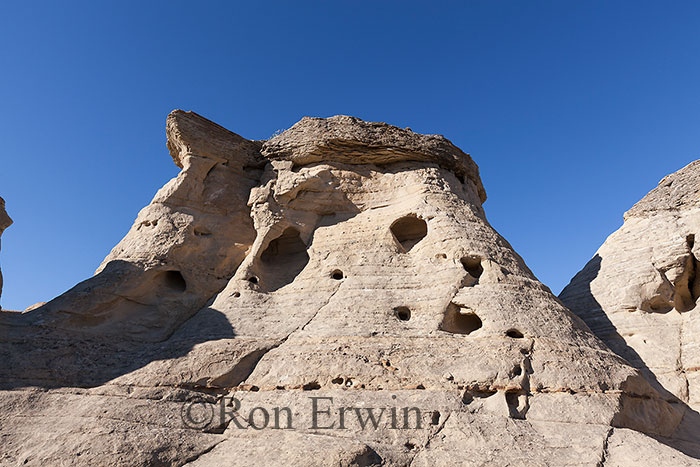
xmin=0 ymin=113 xmax=696 ymax=466
xmin=18 ymin=111 xmax=266 ymax=341
xmin=0 ymin=197 xmax=12 ymax=308
xmin=561 ymin=160 xmax=700 ymax=457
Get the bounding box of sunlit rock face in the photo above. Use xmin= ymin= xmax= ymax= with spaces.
xmin=561 ymin=160 xmax=700 ymax=459
xmin=0 ymin=112 xmax=696 ymax=466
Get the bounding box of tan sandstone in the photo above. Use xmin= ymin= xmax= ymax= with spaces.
xmin=561 ymin=160 xmax=700 ymax=459
xmin=0 ymin=112 xmax=696 ymax=466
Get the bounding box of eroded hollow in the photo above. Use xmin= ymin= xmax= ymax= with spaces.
xmin=390 ymin=215 xmax=427 ymax=252
xmin=441 ymin=303 xmax=482 ymax=334
xmin=158 ymin=270 xmax=187 ymax=292
xmin=259 ymin=227 xmax=310 ymax=291
xmin=506 ymin=390 xmax=529 ymax=419
xmin=331 ymin=269 xmax=344 ymax=280
xmin=461 ymin=256 xmax=483 ymax=282
xmin=674 ymin=234 xmax=700 ymax=312
xmin=506 ymin=329 xmax=524 ymax=339
xmin=394 ymin=306 xmax=411 ymax=321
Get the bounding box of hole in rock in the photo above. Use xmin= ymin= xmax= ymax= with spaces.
xmin=194 ymin=228 xmax=212 ymax=237
xmin=404 ymin=442 xmax=415 ymax=450
xmin=441 ymin=303 xmax=482 ymax=335
xmin=302 ymin=382 xmax=321 ymax=391
xmin=247 ymin=276 xmax=259 ymax=285
xmin=462 ymin=389 xmax=496 ymax=405
xmin=461 ymin=256 xmax=483 ymax=282
xmin=674 ymin=234 xmax=700 ymax=312
xmin=331 ymin=270 xmax=344 ymax=280
xmin=159 ymin=270 xmax=187 ymax=292
xmin=331 ymin=377 xmax=344 ymax=385
xmin=394 ymin=306 xmax=411 ymax=321
xmin=506 ymin=329 xmax=524 ymax=339
xmin=431 ymin=411 xmax=441 ymax=425
xmin=645 ymin=296 xmax=673 ymax=313
xmin=512 ymin=365 xmax=522 ymax=376
xmin=232 ymin=292 xmax=241 ymax=298
xmin=350 ymin=446 xmax=383 ymax=466
xmin=259 ymin=227 xmax=310 ymax=291
xmin=506 ymin=391 xmax=528 ymax=419
xmin=390 ymin=215 xmax=428 ymax=252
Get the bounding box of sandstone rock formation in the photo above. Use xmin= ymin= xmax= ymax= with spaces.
xmin=0 ymin=112 xmax=697 ymax=466
xmin=561 ymin=160 xmax=700 ymax=459
xmin=0 ymin=196 xmax=12 ymax=309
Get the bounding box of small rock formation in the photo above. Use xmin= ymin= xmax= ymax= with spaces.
xmin=0 ymin=196 xmax=12 ymax=308
xmin=561 ymin=160 xmax=700 ymax=458
xmin=0 ymin=112 xmax=697 ymax=466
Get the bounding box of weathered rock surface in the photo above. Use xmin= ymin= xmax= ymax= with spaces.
xmin=0 ymin=112 xmax=697 ymax=466
xmin=561 ymin=160 xmax=700 ymax=459
xmin=0 ymin=196 xmax=12 ymax=309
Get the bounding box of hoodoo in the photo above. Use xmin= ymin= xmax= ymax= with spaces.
xmin=0 ymin=112 xmax=696 ymax=466
xmin=561 ymin=160 xmax=700 ymax=461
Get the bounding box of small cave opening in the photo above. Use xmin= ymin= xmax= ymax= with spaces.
xmin=506 ymin=390 xmax=528 ymax=419
xmin=259 ymin=227 xmax=310 ymax=291
xmin=394 ymin=306 xmax=411 ymax=321
xmin=193 ymin=227 xmax=212 ymax=237
xmin=160 ymin=270 xmax=187 ymax=292
xmin=247 ymin=276 xmax=259 ymax=285
xmin=674 ymin=234 xmax=700 ymax=312
xmin=331 ymin=269 xmax=344 ymax=280
xmin=390 ymin=215 xmax=428 ymax=252
xmin=462 ymin=389 xmax=497 ymax=405
xmin=441 ymin=303 xmax=482 ymax=335
xmin=461 ymin=256 xmax=483 ymax=282
xmin=505 ymin=329 xmax=524 ymax=339
xmin=261 ymin=227 xmax=308 ymax=261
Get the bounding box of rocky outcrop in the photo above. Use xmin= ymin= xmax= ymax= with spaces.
xmin=561 ymin=160 xmax=700 ymax=458
xmin=0 ymin=112 xmax=696 ymax=466
xmin=0 ymin=197 xmax=11 ymax=308
xmin=17 ymin=111 xmax=266 ymax=341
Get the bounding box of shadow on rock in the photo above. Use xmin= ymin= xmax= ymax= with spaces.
xmin=561 ymin=254 xmax=700 ymax=459
xmin=0 ymin=263 xmax=236 ymax=389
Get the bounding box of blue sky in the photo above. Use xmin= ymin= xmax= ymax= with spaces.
xmin=1 ymin=1 xmax=699 ymax=310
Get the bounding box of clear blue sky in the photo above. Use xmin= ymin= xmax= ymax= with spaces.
xmin=1 ymin=1 xmax=699 ymax=310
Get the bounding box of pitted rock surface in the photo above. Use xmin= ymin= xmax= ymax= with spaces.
xmin=1 ymin=112 xmax=697 ymax=466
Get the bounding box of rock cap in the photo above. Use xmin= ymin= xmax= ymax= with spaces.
xmin=625 ymin=159 xmax=700 ymax=219
xmin=262 ymin=115 xmax=487 ymax=203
